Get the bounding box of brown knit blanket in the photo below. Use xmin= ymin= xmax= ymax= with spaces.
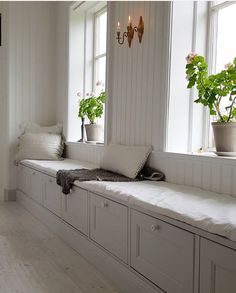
xmin=56 ymin=166 xmax=165 ymax=195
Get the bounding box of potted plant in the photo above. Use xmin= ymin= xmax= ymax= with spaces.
xmin=186 ymin=53 xmax=236 ymax=154
xmin=78 ymin=86 xmax=106 ymax=142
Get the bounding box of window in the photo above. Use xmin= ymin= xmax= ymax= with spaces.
xmin=67 ymin=2 xmax=107 ymax=142
xmin=94 ymin=9 xmax=107 ymax=91
xmin=167 ymin=1 xmax=236 ymax=154
xmin=207 ymin=1 xmax=236 ymax=148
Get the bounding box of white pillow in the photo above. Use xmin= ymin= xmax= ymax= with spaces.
xmin=100 ymin=144 xmax=152 ymax=179
xmin=16 ymin=133 xmax=64 ymax=162
xmin=24 ymin=122 xmax=63 ymax=134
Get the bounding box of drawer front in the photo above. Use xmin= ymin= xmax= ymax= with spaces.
xmin=200 ymin=238 xmax=236 ymax=293
xmin=44 ymin=176 xmax=62 ymax=217
xmin=30 ymin=170 xmax=43 ymax=204
xmin=90 ymin=192 xmax=128 ymax=263
xmin=131 ymin=210 xmax=194 ymax=293
xmin=62 ymin=186 xmax=88 ymax=235
xmin=17 ymin=165 xmax=32 ymax=195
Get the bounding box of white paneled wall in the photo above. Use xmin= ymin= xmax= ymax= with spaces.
xmin=65 ymin=143 xmax=104 ymax=165
xmin=0 ymin=2 xmax=10 ymax=200
xmin=107 ymin=1 xmax=170 ymax=150
xmin=7 ymin=2 xmax=57 ymax=190
xmin=0 ymin=2 xmax=57 ymax=197
xmin=149 ymin=152 xmax=236 ymax=197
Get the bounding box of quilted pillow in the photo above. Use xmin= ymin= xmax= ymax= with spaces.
xmin=16 ymin=133 xmax=64 ymax=162
xmin=100 ymin=144 xmax=152 ymax=179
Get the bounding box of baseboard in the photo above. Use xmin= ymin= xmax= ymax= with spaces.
xmin=16 ymin=190 xmax=163 ymax=293
xmin=4 ymin=189 xmax=16 ymax=201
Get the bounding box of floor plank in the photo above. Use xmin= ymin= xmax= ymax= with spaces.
xmin=0 ymin=202 xmax=122 ymax=293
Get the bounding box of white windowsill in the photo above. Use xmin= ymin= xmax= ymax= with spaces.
xmin=65 ymin=141 xmax=105 ymax=147
xmin=158 ymin=151 xmax=236 ymax=164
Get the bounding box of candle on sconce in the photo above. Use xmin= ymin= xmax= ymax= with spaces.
xmin=128 ymin=16 xmax=131 ymax=26
xmin=117 ymin=21 xmax=120 ymax=33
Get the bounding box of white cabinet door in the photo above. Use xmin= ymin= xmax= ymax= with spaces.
xmin=44 ymin=176 xmax=62 ymax=217
xmin=62 ymin=186 xmax=88 ymax=236
xmin=30 ymin=169 xmax=44 ymax=204
xmin=131 ymin=210 xmax=194 ymax=293
xmin=17 ymin=165 xmax=31 ymax=195
xmin=90 ymin=192 xmax=128 ymax=263
xmin=200 ymin=238 xmax=236 ymax=293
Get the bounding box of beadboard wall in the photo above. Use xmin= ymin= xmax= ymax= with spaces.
xmin=149 ymin=152 xmax=236 ymax=197
xmin=0 ymin=2 xmax=9 ymax=201
xmin=0 ymin=2 xmax=57 ymax=198
xmin=106 ymin=1 xmax=171 ymax=150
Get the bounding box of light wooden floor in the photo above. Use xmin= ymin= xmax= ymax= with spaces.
xmin=0 ymin=202 xmax=122 ymax=293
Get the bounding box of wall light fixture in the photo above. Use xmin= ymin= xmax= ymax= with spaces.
xmin=116 ymin=16 xmax=144 ymax=48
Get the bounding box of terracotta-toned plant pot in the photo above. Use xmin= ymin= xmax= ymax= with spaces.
xmin=212 ymin=122 xmax=236 ymax=153
xmin=85 ymin=124 xmax=103 ymax=142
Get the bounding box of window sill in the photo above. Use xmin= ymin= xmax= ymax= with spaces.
xmin=65 ymin=141 xmax=104 ymax=147
xmin=161 ymin=151 xmax=236 ymax=164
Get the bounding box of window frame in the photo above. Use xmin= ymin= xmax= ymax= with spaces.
xmin=92 ymin=6 xmax=107 ymax=92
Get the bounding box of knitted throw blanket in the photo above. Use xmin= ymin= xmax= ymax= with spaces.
xmin=56 ymin=168 xmax=139 ymax=194
xmin=56 ymin=166 xmax=165 ymax=195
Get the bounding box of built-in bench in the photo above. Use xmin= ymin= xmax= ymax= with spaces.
xmin=16 ymin=158 xmax=236 ymax=293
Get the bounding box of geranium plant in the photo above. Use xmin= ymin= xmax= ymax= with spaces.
xmin=78 ymin=81 xmax=106 ymax=124
xmin=185 ymin=53 xmax=236 ymax=122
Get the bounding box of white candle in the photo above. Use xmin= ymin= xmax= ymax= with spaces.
xmin=117 ymin=21 xmax=120 ymax=32
xmin=128 ymin=16 xmax=131 ymax=26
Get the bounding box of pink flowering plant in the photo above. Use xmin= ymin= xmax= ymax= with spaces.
xmin=78 ymin=81 xmax=106 ymax=124
xmin=186 ymin=53 xmax=236 ymax=122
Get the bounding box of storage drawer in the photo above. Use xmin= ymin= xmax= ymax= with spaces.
xmin=44 ymin=176 xmax=62 ymax=217
xmin=62 ymin=186 xmax=88 ymax=235
xmin=30 ymin=169 xmax=44 ymax=204
xmin=131 ymin=210 xmax=194 ymax=293
xmin=200 ymin=238 xmax=236 ymax=293
xmin=17 ymin=165 xmax=32 ymax=195
xmin=89 ymin=192 xmax=128 ymax=263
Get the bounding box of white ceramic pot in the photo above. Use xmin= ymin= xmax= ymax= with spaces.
xmin=212 ymin=122 xmax=236 ymax=153
xmin=85 ymin=124 xmax=103 ymax=142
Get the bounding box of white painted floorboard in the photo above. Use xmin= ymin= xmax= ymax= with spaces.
xmin=0 ymin=202 xmax=122 ymax=293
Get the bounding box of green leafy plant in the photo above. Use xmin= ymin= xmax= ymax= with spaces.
xmin=185 ymin=53 xmax=236 ymax=122
xmin=78 ymin=90 xmax=106 ymax=124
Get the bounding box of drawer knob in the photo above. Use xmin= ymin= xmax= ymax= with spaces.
xmin=150 ymin=224 xmax=159 ymax=232
xmin=49 ymin=179 xmax=53 ymax=183
xmin=101 ymin=202 xmax=108 ymax=208
xmin=32 ymin=172 xmax=36 ymax=175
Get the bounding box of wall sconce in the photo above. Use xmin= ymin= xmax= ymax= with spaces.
xmin=116 ymin=16 xmax=144 ymax=48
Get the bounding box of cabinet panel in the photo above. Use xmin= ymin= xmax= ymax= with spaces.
xmin=44 ymin=176 xmax=62 ymax=217
xmin=131 ymin=210 xmax=194 ymax=293
xmin=200 ymin=238 xmax=236 ymax=293
xmin=62 ymin=186 xmax=88 ymax=235
xmin=90 ymin=192 xmax=128 ymax=263
xmin=30 ymin=170 xmax=44 ymax=204
xmin=17 ymin=165 xmax=32 ymax=195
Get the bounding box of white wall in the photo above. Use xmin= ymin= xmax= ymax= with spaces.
xmin=0 ymin=2 xmax=10 ymax=201
xmin=0 ymin=1 xmax=57 ymax=199
xmin=106 ymin=1 xmax=171 ymax=150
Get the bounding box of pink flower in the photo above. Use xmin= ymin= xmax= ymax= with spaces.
xmin=224 ymin=62 xmax=232 ymax=69
xmin=96 ymin=80 xmax=105 ymax=87
xmin=186 ymin=74 xmax=191 ymax=81
xmin=186 ymin=52 xmax=197 ymax=64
